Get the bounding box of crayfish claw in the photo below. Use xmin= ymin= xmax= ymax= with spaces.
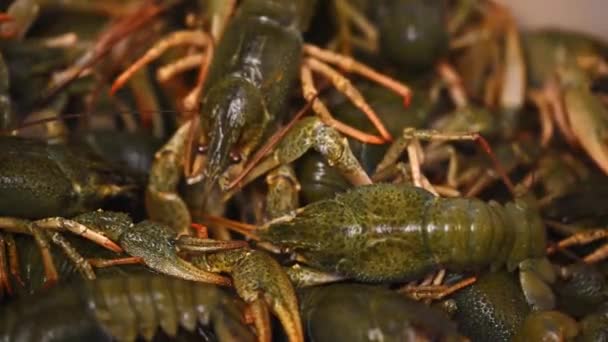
xmin=233 ymin=250 xmax=303 ymax=342
xmin=193 ymin=249 xmax=304 ymax=342
xmin=247 ymin=299 xmax=272 ymax=342
xmin=118 ymin=221 xmax=232 ymax=287
xmin=237 ymin=251 xmax=303 ymax=342
xmin=285 ymin=264 xmax=346 ymax=287
xmin=176 ymin=235 xmax=248 ymax=252
xmin=154 ymin=255 xmax=232 ymax=287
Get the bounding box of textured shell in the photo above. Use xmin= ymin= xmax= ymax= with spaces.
xmin=0 ymin=136 xmax=131 ymax=219
xmin=300 ymin=283 xmax=462 ymax=341
xmin=262 ymin=183 xmax=546 ymax=282
xmin=0 ymin=275 xmax=255 ymax=342
xmin=199 ymin=0 xmax=307 ymax=186
xmin=451 ymin=271 xmax=530 ymax=341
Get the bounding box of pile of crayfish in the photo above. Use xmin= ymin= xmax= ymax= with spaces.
xmin=1 ymin=0 xmax=608 ymax=341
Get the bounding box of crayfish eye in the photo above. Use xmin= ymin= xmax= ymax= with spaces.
xmin=197 ymin=145 xmax=208 ymax=154
xmin=229 ymin=151 xmax=242 ymax=164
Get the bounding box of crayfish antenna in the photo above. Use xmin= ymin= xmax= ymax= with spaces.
xmin=474 ymin=134 xmax=517 ymax=196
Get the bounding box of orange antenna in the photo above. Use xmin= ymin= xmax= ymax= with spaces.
xmin=475 ymin=134 xmax=516 ymax=196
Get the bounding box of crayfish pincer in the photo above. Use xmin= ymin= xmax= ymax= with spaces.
xmin=258 ymin=183 xmax=557 ymax=310
xmin=72 ymin=210 xmax=246 ymax=286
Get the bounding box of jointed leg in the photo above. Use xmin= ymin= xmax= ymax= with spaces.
xmin=183 ymin=38 xmax=214 ymax=111
xmin=0 ymin=233 xmax=11 ymax=296
xmin=0 ymin=218 xmax=58 ymax=289
xmin=303 ymin=44 xmax=412 ymax=104
xmin=548 ymin=228 xmax=608 ymax=264
xmin=300 ymin=63 xmax=385 ymax=144
xmin=224 ymin=117 xmax=372 ymax=200
xmin=248 ymin=299 xmax=272 ymax=342
xmin=584 ymin=244 xmax=608 ymax=264
xmin=265 ymin=165 xmax=300 ymax=220
xmin=111 ymin=30 xmax=213 ymax=94
xmin=371 ymin=161 xmax=411 ymax=184
xmin=333 ymin=0 xmax=378 ymax=54
xmin=528 ymin=89 xmax=555 ymax=146
xmin=400 ymin=275 xmax=477 ymax=300
xmin=29 ymin=227 xmax=59 ymax=289
xmin=157 ymin=53 xmax=206 ymax=82
xmin=34 ymin=217 xmax=122 ymax=252
xmin=548 ymin=228 xmax=608 ymax=253
xmin=406 ymin=138 xmax=439 ymax=194
xmin=544 ymin=79 xmax=578 ymax=145
xmin=45 ymin=231 xmax=96 ymax=280
xmin=146 ymin=121 xmax=194 ymax=236
xmin=303 ymin=57 xmax=392 ymax=141
xmin=5 ymin=233 xmax=23 ymax=287
xmin=436 ymin=61 xmax=469 ymax=108
xmin=88 ymin=256 xmax=144 ymax=268
xmin=175 ymin=235 xmax=247 ymax=252
xmin=377 ymin=127 xmax=516 ymax=194
xmin=375 ymin=128 xmax=478 ymax=179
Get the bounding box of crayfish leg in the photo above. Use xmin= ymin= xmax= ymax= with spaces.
xmin=548 ymin=228 xmax=608 ymax=253
xmin=400 ymin=276 xmax=477 ymax=301
xmin=175 ymin=235 xmax=248 ymax=252
xmin=193 ymin=249 xmax=304 ymax=342
xmin=225 ymin=117 xmax=372 ymax=196
xmin=33 ymin=217 xmax=122 ymax=253
xmin=45 ymin=231 xmax=96 ymax=280
xmin=436 ymin=61 xmax=469 ymax=108
xmin=157 ymin=53 xmax=205 ymax=82
xmin=285 ymin=264 xmax=346 ymax=288
xmin=300 ymin=63 xmax=385 ymax=144
xmin=303 ymin=57 xmax=392 ymax=141
xmin=528 ymin=89 xmax=555 ymax=146
xmin=303 ymin=44 xmax=411 ymax=105
xmin=5 ymin=233 xmax=24 ymax=288
xmin=584 ymin=243 xmax=608 ymax=264
xmin=547 ymin=227 xmax=608 ymax=264
xmin=183 ymin=40 xmax=214 ymax=111
xmin=332 ymin=0 xmax=378 ymax=55
xmin=0 ymin=232 xmax=12 ymax=296
xmin=247 ymin=299 xmax=272 ymax=342
xmin=562 ymin=79 xmax=608 ymax=175
xmin=29 ymin=227 xmax=59 ymax=289
xmin=111 ymin=30 xmax=212 ymax=94
xmin=88 ymin=256 xmax=144 ymax=268
xmin=146 ymin=121 xmax=194 ymax=236
xmin=265 ymin=165 xmax=300 ymax=220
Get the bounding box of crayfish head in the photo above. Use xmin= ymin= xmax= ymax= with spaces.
xmin=259 ymin=204 xmax=340 ymax=255
xmin=201 ymin=77 xmax=266 ymax=192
